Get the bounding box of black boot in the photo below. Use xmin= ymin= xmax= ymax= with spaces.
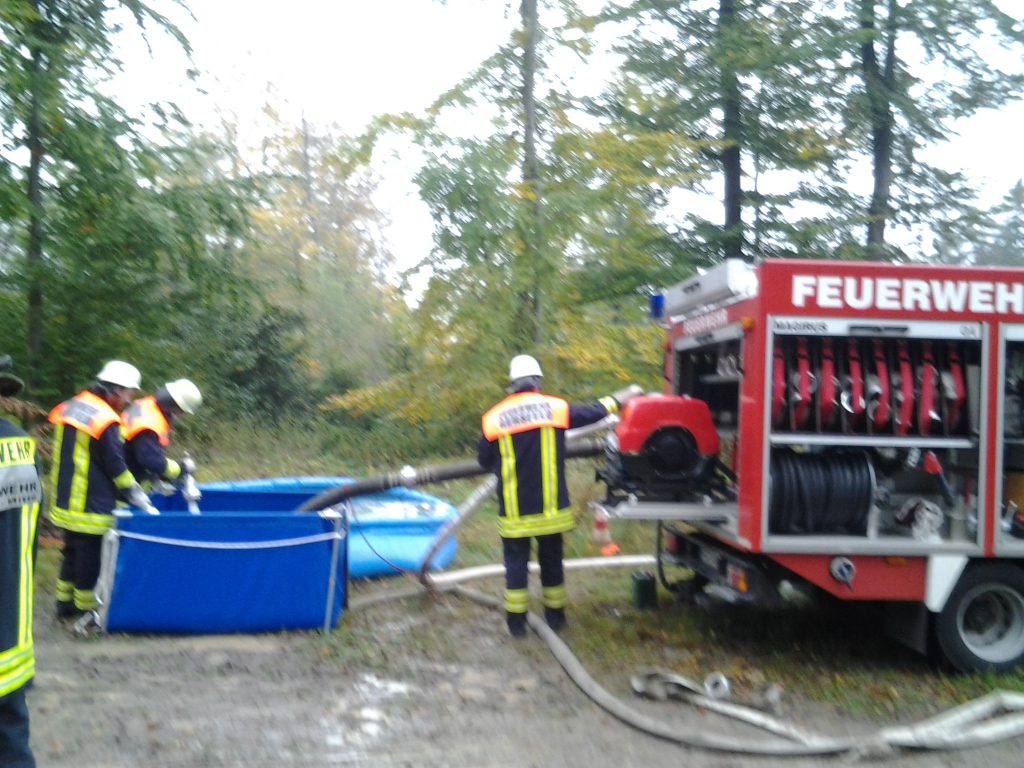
xmin=56 ymin=600 xmax=80 ymax=621
xmin=544 ymin=607 xmax=567 ymax=633
xmin=506 ymin=612 xmax=527 ymax=638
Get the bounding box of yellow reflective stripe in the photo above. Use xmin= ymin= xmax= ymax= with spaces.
xmin=1 ymin=501 xmax=37 ymax=697
xmin=112 ymin=469 xmax=135 ymax=490
xmin=542 ymin=585 xmax=567 ymax=609
xmin=0 ymin=645 xmax=32 ymax=667
xmin=0 ymin=649 xmax=34 ymax=697
xmin=498 ymin=434 xmax=518 ymax=522
xmin=498 ymin=508 xmax=575 ymax=538
xmin=70 ymin=428 xmax=91 ymax=512
xmin=49 ymin=423 xmax=64 ymax=486
xmin=540 ymin=426 xmax=556 ymax=515
xmin=599 ymin=396 xmax=618 ymax=415
xmin=48 ymin=506 xmax=69 ymax=528
xmin=19 ymin=502 xmax=38 ymax=647
xmin=164 ymin=459 xmax=182 ymax=481
xmin=49 ymin=507 xmax=114 ymax=535
xmin=56 ymin=579 xmax=73 ymax=601
xmin=74 ymin=588 xmax=99 ymax=611
xmin=504 ymin=588 xmax=529 ymax=613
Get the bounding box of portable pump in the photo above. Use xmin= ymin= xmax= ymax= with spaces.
xmin=599 ymin=394 xmax=724 ymax=501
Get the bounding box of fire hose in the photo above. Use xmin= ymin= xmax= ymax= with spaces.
xmin=296 ymin=436 xmax=606 ymax=513
xmin=348 ymin=482 xmax=1024 ymax=758
xmin=325 ymin=433 xmax=1024 ymax=758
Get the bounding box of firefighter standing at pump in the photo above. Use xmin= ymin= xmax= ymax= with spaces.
xmin=0 ymin=356 xmax=42 ymax=768
xmin=123 ymin=378 xmax=202 ymax=490
xmin=477 ymin=354 xmax=640 ymax=637
xmin=48 ymin=361 xmax=158 ymax=626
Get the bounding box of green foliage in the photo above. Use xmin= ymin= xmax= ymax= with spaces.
xmin=588 ymin=0 xmax=865 ymax=260
xmin=4 ymin=0 xmax=1023 ymax=460
xmin=0 ymin=2 xmax=396 ymax=423
xmin=237 ymin=117 xmax=402 ymax=394
xmin=975 ymin=181 xmax=1024 ymax=267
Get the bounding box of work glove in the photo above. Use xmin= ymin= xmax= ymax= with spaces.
xmin=180 ymin=474 xmax=202 ymax=504
xmin=612 ymin=384 xmax=644 ymax=408
xmin=126 ymin=482 xmax=160 ymax=515
xmin=181 ymin=453 xmax=197 ymax=476
xmin=153 ymin=479 xmax=177 ymax=496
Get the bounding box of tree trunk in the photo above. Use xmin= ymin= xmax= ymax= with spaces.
xmin=859 ymin=0 xmax=897 ymax=258
xmin=520 ymin=0 xmax=544 ymax=345
xmin=300 ymin=116 xmax=318 ymax=285
xmin=718 ymin=0 xmax=745 ymax=261
xmin=25 ymin=2 xmax=46 ymax=388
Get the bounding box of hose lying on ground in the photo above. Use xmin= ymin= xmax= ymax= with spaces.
xmin=352 ymin=557 xmax=1024 ymax=759
xmin=327 ymin=418 xmax=1024 ymax=757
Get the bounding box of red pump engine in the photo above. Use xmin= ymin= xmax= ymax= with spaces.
xmin=601 ymin=394 xmax=722 ymax=501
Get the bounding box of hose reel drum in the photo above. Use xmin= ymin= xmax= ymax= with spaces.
xmin=768 ymin=450 xmax=876 ymax=535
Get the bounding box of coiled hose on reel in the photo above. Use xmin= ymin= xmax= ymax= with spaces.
xmin=769 ymin=449 xmax=874 ymax=535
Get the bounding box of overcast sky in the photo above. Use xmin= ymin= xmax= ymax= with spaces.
xmin=113 ymin=1 xmax=1024 ymax=280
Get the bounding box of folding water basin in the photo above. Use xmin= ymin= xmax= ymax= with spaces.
xmin=96 ymin=477 xmax=458 ymax=634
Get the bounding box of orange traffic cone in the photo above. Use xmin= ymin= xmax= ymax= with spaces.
xmin=593 ymin=506 xmax=621 ymax=556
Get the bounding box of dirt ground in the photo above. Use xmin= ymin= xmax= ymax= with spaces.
xmin=26 ymin=579 xmax=1024 ymax=768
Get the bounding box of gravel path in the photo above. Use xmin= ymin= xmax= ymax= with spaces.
xmin=27 ymin=585 xmax=1024 ymax=767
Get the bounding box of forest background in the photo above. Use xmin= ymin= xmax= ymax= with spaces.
xmin=1 ymin=0 xmax=1023 ymax=470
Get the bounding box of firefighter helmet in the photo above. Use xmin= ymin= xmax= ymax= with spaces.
xmin=164 ymin=378 xmax=202 ymax=415
xmin=0 ymin=354 xmax=24 ymax=397
xmin=508 ymin=355 xmax=543 ymax=381
xmin=96 ymin=360 xmax=141 ymax=389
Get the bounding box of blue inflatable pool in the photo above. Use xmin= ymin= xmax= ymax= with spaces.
xmin=96 ymin=477 xmax=458 ymax=634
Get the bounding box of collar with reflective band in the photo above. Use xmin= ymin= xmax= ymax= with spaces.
xmin=0 ymin=435 xmax=41 ymax=508
xmin=869 ymin=339 xmax=891 ymax=429
xmin=48 ymin=391 xmax=121 ymax=440
xmin=944 ymin=343 xmax=966 ymax=433
xmin=123 ymin=396 xmax=171 ymax=446
xmin=771 ymin=342 xmax=786 ymax=427
xmin=894 ymin=341 xmax=914 ymax=436
xmin=819 ymin=338 xmax=836 ymax=428
xmin=482 ymin=392 xmax=570 ymax=440
xmin=918 ymin=341 xmax=939 ymax=436
xmin=791 ymin=337 xmax=812 ymax=430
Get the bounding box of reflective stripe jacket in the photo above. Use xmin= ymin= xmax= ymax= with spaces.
xmin=0 ymin=418 xmax=41 ymax=697
xmin=477 ymin=391 xmax=618 ymax=538
xmin=123 ymin=396 xmax=180 ymax=483
xmin=48 ymin=390 xmax=135 ymax=534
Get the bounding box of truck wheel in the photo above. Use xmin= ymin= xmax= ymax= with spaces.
xmin=934 ymin=563 xmax=1024 ymax=673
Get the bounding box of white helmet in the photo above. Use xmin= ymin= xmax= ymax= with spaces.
xmin=508 ymin=354 xmax=543 ymax=381
xmin=164 ymin=378 xmax=202 ymax=415
xmin=96 ymin=360 xmax=141 ymax=389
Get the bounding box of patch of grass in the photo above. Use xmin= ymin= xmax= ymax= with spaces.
xmin=559 ymin=572 xmax=1024 ymax=718
xmin=33 ymin=542 xmax=61 ymax=599
xmin=313 ymin=610 xmax=396 ymax=671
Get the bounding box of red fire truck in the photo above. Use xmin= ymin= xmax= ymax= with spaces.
xmin=599 ymin=258 xmax=1024 ymax=672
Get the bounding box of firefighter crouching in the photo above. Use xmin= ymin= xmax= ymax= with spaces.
xmin=48 ymin=360 xmax=157 ymax=628
xmin=1 ymin=356 xmax=42 ymax=768
xmin=123 ymin=378 xmax=202 ymax=491
xmin=477 ymin=354 xmax=642 ymax=637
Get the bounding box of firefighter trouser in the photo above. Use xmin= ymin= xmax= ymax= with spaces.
xmin=501 ymin=533 xmax=567 ymax=615
xmin=0 ymin=688 xmax=35 ymax=768
xmin=55 ymin=531 xmax=103 ymax=613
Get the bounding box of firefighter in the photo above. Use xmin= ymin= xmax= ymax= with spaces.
xmin=0 ymin=356 xmax=42 ymax=768
xmin=123 ymin=378 xmax=202 ymax=490
xmin=477 ymin=354 xmax=641 ymax=637
xmin=49 ymin=360 xmax=156 ymax=625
